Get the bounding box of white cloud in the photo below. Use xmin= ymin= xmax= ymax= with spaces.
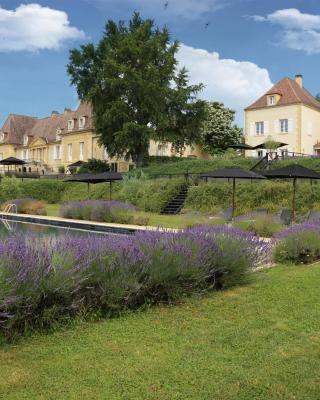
xmin=176 ymin=44 xmax=273 ymax=125
xmin=92 ymin=0 xmax=225 ymax=20
xmin=0 ymin=3 xmax=85 ymax=52
xmin=252 ymin=8 xmax=320 ymax=54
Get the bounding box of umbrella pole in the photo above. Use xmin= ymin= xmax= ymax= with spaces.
xmin=232 ymin=177 xmax=236 ymax=220
xmin=292 ymin=178 xmax=297 ymax=223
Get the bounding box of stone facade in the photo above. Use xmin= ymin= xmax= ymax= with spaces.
xmin=0 ymin=103 xmax=209 ymax=174
xmin=245 ymin=75 xmax=320 ymax=157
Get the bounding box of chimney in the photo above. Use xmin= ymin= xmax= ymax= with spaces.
xmin=295 ymin=74 xmax=303 ymax=88
xmin=64 ymin=107 xmax=71 ymax=113
xmin=51 ymin=111 xmax=59 ymax=116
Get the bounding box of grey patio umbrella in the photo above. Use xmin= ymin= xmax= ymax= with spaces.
xmin=228 ymin=143 xmax=255 ymax=150
xmin=263 ymin=164 xmax=320 ymax=222
xmin=253 ymin=142 xmax=288 ymax=150
xmin=68 ymin=160 xmax=85 ymax=168
xmin=0 ymin=157 xmax=27 ymax=171
xmin=201 ymin=167 xmax=266 ymax=219
xmin=64 ymin=172 xmax=123 ymax=200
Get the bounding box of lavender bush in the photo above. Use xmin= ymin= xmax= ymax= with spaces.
xmin=273 ymin=220 xmax=320 ymax=264
xmin=0 ymin=225 xmax=268 ymax=338
xmin=59 ymin=200 xmax=148 ymax=225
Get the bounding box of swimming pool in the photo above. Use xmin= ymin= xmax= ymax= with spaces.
xmin=0 ymin=217 xmax=136 ymax=238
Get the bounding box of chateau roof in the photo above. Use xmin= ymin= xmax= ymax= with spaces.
xmin=245 ymin=77 xmax=320 ymax=111
xmin=0 ymin=103 xmax=93 ymax=146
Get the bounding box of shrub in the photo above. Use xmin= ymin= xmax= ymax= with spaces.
xmin=2 ymin=198 xmax=47 ymax=215
xmin=59 ymin=200 xmax=140 ymax=224
xmin=20 ymin=180 xmax=66 ymax=204
xmin=78 ymin=159 xmax=110 ymax=174
xmin=0 ymin=225 xmax=268 ymax=338
xmin=115 ymin=178 xmax=184 ymax=213
xmin=273 ymin=221 xmax=320 ymax=264
xmin=0 ymin=177 xmax=22 ymax=202
xmin=234 ymin=216 xmax=283 ymax=238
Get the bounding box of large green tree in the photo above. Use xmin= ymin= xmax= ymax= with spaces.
xmin=67 ymin=13 xmax=205 ymax=165
xmin=200 ymin=102 xmax=243 ymax=155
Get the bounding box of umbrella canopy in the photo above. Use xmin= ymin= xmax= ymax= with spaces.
xmin=201 ymin=167 xmax=266 ymax=219
xmin=0 ymin=157 xmax=27 ymax=165
xmin=64 ymin=172 xmax=123 ymax=200
xmin=68 ymin=160 xmax=85 ymax=168
xmin=64 ymin=172 xmax=123 ymax=184
xmin=228 ymin=143 xmax=255 ymax=150
xmin=253 ymin=142 xmax=288 ymax=150
xmin=263 ymin=164 xmax=320 ymax=179
xmin=263 ymin=164 xmax=320 ymax=222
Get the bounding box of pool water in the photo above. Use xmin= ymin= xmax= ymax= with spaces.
xmin=0 ymin=219 xmax=108 ymax=238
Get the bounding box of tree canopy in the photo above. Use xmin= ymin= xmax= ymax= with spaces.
xmin=199 ymin=102 xmax=243 ymax=155
xmin=67 ymin=13 xmax=206 ymax=165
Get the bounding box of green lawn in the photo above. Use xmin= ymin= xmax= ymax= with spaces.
xmin=1 ymin=264 xmax=320 ymax=399
xmin=46 ymin=204 xmax=224 ymax=228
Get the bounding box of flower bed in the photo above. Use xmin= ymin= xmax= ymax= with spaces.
xmin=0 ymin=225 xmax=268 ymax=338
xmin=59 ymin=200 xmax=149 ymax=225
xmin=1 ymin=198 xmax=47 ymax=215
xmin=273 ymin=220 xmax=320 ymax=264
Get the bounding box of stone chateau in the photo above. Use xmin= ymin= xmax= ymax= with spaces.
xmin=0 ymin=102 xmax=207 ymax=174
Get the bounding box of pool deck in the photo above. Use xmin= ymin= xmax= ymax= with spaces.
xmin=0 ymin=212 xmax=178 ymax=235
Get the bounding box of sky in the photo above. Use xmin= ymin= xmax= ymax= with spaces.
xmin=0 ymin=0 xmax=320 ymax=127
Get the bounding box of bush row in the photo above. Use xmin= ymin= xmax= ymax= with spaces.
xmin=0 ymin=225 xmax=268 ymax=339
xmin=185 ymin=180 xmax=320 ymax=215
xmin=59 ymin=200 xmax=149 ymax=225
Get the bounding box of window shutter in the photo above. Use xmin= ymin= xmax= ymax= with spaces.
xmin=250 ymin=122 xmax=254 ymax=136
xmin=264 ymin=121 xmax=269 ymax=134
xmin=274 ymin=120 xmax=278 ymax=133
xmin=288 ymin=118 xmax=293 ymax=133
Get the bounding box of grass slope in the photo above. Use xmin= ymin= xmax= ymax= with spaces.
xmin=1 ymin=265 xmax=320 ymax=399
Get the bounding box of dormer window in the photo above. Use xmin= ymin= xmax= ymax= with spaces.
xmin=79 ymin=117 xmax=86 ymax=129
xmin=0 ymin=133 xmax=4 ymax=142
xmin=56 ymin=128 xmax=62 ymax=141
xmin=67 ymin=119 xmax=74 ymax=131
xmin=23 ymin=134 xmax=29 ymax=146
xmin=268 ymin=96 xmax=275 ymax=106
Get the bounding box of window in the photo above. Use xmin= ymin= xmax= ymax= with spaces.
xmin=79 ymin=117 xmax=85 ymax=129
xmin=56 ymin=128 xmax=62 ymax=141
xmin=68 ymin=143 xmax=72 ymax=161
xmin=79 ymin=142 xmax=84 ymax=161
xmin=279 ymin=119 xmax=288 ymax=133
xmin=22 ymin=150 xmax=28 ymax=160
xmin=110 ymin=162 xmax=118 ymax=172
xmin=0 ymin=133 xmax=4 ymax=142
xmin=257 ymin=150 xmax=263 ymax=158
xmin=268 ymin=96 xmax=275 ymax=106
xmin=67 ymin=120 xmax=74 ymax=131
xmin=23 ymin=134 xmax=28 ymax=146
xmin=54 ymin=145 xmax=61 ymax=160
xmin=255 ymin=122 xmax=264 ymax=135
xmin=156 ymin=143 xmax=168 ymax=156
xmin=104 ymin=147 xmax=109 ymax=160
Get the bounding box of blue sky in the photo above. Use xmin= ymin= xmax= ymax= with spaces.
xmin=0 ymin=0 xmax=320 ymax=126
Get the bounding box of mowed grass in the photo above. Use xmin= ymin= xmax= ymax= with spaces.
xmin=1 ymin=264 xmax=320 ymax=399
xmin=46 ymin=204 xmax=223 ymax=228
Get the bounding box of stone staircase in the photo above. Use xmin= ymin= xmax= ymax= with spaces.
xmin=160 ymin=185 xmax=188 ymax=215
